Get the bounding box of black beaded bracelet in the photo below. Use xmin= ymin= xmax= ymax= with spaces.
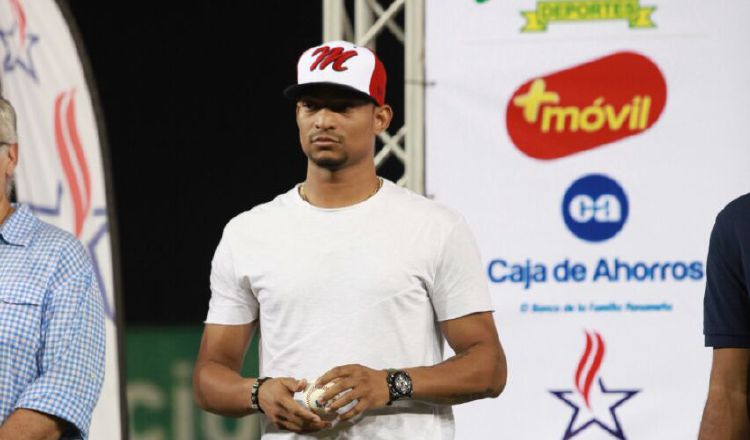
xmin=250 ymin=377 xmax=271 ymax=413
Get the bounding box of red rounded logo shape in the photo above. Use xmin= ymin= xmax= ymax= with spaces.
xmin=506 ymin=52 xmax=667 ymax=160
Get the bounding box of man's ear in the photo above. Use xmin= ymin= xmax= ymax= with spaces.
xmin=373 ymin=105 xmax=393 ymax=134
xmin=3 ymin=143 xmax=18 ymax=176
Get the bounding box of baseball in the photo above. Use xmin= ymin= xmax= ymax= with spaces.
xmin=303 ymin=380 xmax=335 ymax=416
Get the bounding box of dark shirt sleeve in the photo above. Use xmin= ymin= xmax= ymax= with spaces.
xmin=704 ymin=210 xmax=750 ymax=348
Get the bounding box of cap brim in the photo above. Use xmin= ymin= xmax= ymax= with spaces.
xmin=283 ymin=82 xmax=380 ymax=106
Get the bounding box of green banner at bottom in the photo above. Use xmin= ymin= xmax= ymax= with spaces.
xmin=127 ymin=326 xmax=260 ymax=440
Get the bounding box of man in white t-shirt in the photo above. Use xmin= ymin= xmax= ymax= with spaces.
xmin=193 ymin=40 xmax=507 ymax=439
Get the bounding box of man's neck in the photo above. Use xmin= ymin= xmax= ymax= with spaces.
xmin=0 ymin=199 xmax=13 ymax=227
xmin=302 ymin=165 xmax=381 ymax=208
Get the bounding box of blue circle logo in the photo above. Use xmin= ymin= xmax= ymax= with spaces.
xmin=562 ymin=174 xmax=628 ymax=242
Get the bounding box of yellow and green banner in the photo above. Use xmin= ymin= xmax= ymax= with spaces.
xmin=521 ymin=0 xmax=656 ymax=32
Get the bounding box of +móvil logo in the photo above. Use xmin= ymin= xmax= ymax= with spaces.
xmin=506 ymin=51 xmax=667 ymax=160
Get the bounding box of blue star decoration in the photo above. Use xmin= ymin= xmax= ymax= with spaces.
xmin=25 ymin=183 xmax=116 ymax=321
xmin=550 ymin=378 xmax=640 ymax=440
xmin=0 ymin=22 xmax=40 ymax=81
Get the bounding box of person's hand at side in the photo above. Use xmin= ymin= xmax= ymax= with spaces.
xmin=259 ymin=377 xmax=332 ymax=433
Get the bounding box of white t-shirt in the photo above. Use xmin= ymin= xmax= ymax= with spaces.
xmin=206 ymin=179 xmax=493 ymax=439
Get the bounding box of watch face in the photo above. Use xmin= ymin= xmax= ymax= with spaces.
xmin=394 ymin=373 xmax=412 ymax=394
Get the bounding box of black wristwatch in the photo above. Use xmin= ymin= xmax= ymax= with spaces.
xmin=385 ymin=369 xmax=412 ymax=405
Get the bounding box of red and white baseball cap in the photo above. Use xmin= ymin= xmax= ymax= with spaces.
xmin=284 ymin=40 xmax=387 ymax=106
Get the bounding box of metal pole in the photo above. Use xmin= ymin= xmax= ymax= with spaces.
xmin=354 ymin=0 xmax=374 ymax=49
xmin=405 ymin=0 xmax=425 ymax=194
xmin=323 ymin=0 xmax=345 ymax=42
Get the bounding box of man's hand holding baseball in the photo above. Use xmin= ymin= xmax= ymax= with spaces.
xmin=316 ymin=364 xmax=390 ymax=422
xmin=258 ymin=377 xmax=331 ymax=433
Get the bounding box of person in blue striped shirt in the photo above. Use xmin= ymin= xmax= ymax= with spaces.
xmin=0 ymin=97 xmax=105 ymax=440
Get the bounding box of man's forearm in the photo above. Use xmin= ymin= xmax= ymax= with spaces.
xmin=407 ymin=341 xmax=506 ymax=405
xmin=0 ymin=409 xmax=66 ymax=440
xmin=193 ymin=360 xmax=257 ymax=417
xmin=699 ymin=388 xmax=750 ymax=440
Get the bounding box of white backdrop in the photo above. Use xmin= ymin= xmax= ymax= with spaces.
xmin=0 ymin=0 xmax=121 ymax=438
xmin=426 ymin=1 xmax=749 ymax=438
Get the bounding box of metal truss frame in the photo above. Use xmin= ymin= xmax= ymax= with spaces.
xmin=322 ymin=0 xmax=425 ymax=194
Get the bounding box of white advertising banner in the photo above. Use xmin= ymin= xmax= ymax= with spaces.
xmin=0 ymin=0 xmax=122 ymax=438
xmin=426 ymin=1 xmax=749 ymax=438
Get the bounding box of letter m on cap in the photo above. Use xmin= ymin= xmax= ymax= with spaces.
xmin=309 ymin=46 xmax=358 ymax=72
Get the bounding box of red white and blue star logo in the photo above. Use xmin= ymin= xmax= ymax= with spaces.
xmin=0 ymin=0 xmax=40 ymax=81
xmin=549 ymin=331 xmax=640 ymax=439
xmin=25 ymin=89 xmax=114 ymax=321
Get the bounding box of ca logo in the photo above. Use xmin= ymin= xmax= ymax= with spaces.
xmin=568 ymin=194 xmax=622 ymax=223
xmin=562 ymin=174 xmax=629 ymax=242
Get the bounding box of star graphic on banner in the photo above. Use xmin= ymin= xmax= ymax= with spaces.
xmin=86 ymin=207 xmax=116 ymax=321
xmin=25 ymin=184 xmax=116 ymax=321
xmin=550 ymin=378 xmax=639 ymax=440
xmin=0 ymin=22 xmax=40 ymax=81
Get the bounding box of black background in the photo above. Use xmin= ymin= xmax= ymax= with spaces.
xmin=66 ymin=2 xmax=405 ymax=324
